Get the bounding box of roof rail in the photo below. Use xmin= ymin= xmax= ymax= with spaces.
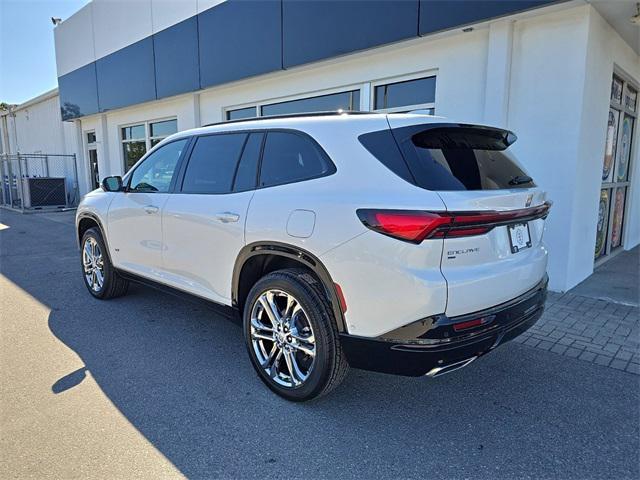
xmin=202 ymin=110 xmax=373 ymax=128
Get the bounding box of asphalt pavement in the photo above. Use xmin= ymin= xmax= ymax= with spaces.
xmin=1 ymin=209 xmax=638 ymax=479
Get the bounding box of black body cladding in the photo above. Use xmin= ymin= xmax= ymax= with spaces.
xmin=340 ymin=276 xmax=548 ymax=376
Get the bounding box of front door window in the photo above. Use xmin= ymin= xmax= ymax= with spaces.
xmin=128 ymin=139 xmax=188 ymax=193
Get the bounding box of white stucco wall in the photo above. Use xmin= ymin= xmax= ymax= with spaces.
xmin=573 ymin=5 xmax=640 ymax=281
xmin=0 ymin=92 xmax=81 ymax=161
xmin=504 ymin=4 xmax=639 ymax=291
xmin=580 ymin=8 xmax=640 ymax=254
xmin=507 ymin=5 xmax=594 ymax=290
xmin=11 ymin=93 xmax=67 ymax=155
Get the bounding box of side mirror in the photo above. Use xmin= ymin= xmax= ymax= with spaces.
xmin=101 ymin=176 xmax=124 ymax=192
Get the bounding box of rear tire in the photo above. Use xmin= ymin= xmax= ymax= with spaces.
xmin=243 ymin=268 xmax=349 ymax=401
xmin=80 ymin=227 xmax=129 ymax=300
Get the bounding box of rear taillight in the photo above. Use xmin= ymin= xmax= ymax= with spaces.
xmin=357 ymin=202 xmax=551 ymax=244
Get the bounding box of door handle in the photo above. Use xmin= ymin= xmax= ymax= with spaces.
xmin=215 ymin=212 xmax=240 ymax=223
xmin=144 ymin=205 xmax=159 ymax=214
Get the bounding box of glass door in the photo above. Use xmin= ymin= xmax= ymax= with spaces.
xmin=595 ymin=73 xmax=637 ymax=262
xmin=86 ymin=131 xmax=99 ymax=189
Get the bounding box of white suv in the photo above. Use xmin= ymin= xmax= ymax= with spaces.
xmin=76 ymin=112 xmax=550 ymax=401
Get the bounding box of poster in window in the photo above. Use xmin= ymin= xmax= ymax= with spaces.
xmin=616 ymin=115 xmax=633 ymax=182
xmin=624 ymin=86 xmax=637 ymax=112
xmin=611 ymin=76 xmax=623 ymax=104
xmin=602 ymin=108 xmax=619 ymax=182
xmin=594 ymin=189 xmax=610 ymax=260
xmin=611 ymin=188 xmax=626 ymax=249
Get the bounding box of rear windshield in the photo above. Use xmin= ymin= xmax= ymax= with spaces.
xmin=359 ymin=124 xmax=535 ymax=191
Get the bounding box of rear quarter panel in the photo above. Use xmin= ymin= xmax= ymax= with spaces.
xmin=245 ymin=117 xmax=449 ymax=338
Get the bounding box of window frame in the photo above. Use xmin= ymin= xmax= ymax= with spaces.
xmin=124 ymin=137 xmax=192 ymax=194
xmin=149 ymin=119 xmax=179 ymax=146
xmin=120 ymin=116 xmax=178 ymax=173
xmin=173 ymin=128 xmax=336 ymax=194
xmin=222 ymin=83 xmax=365 ymax=121
xmin=371 ymin=71 xmax=437 ymax=114
xmin=260 ymin=89 xmax=361 ymax=118
xmin=222 ymin=72 xmax=438 ymax=122
xmin=225 ymin=106 xmax=259 ymax=122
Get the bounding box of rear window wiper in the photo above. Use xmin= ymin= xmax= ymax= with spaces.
xmin=509 ymin=175 xmax=533 ymax=186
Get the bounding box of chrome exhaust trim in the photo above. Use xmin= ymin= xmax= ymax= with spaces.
xmin=425 ymin=356 xmax=478 ymax=378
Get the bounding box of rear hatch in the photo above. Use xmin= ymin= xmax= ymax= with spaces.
xmin=387 ymin=116 xmax=550 ymax=317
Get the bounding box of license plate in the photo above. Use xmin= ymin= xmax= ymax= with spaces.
xmin=508 ymin=223 xmax=532 ymax=253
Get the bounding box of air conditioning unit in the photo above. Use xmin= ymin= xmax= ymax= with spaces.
xmin=22 ymin=177 xmax=67 ymax=208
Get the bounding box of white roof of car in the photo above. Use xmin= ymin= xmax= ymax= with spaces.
xmin=171 ymin=112 xmax=450 ymax=140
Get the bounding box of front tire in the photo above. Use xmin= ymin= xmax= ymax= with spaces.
xmin=243 ymin=269 xmax=349 ymax=401
xmin=80 ymin=227 xmax=129 ymax=299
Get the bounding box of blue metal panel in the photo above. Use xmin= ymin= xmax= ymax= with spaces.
xmin=419 ymin=0 xmax=558 ymax=35
xmin=58 ymin=63 xmax=99 ymax=120
xmin=282 ymin=0 xmax=419 ymax=69
xmin=154 ymin=16 xmax=200 ymax=99
xmin=55 ymin=0 xmax=563 ymax=119
xmin=198 ymin=0 xmax=282 ymax=88
xmin=96 ymin=37 xmax=156 ymax=112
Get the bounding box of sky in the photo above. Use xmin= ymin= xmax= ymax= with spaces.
xmin=0 ymin=0 xmax=91 ymax=105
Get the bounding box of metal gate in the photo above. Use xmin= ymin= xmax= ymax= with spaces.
xmin=0 ymin=153 xmax=80 ymax=212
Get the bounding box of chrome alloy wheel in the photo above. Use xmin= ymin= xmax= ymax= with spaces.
xmin=250 ymin=289 xmax=316 ymax=388
xmin=82 ymin=237 xmax=104 ymax=292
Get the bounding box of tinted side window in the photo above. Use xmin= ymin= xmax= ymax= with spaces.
xmin=181 ymin=133 xmax=247 ymax=194
xmin=358 ymin=129 xmax=414 ymax=184
xmin=401 ymin=126 xmax=532 ymax=191
xmin=359 ymin=125 xmax=533 ymax=191
xmin=259 ymin=132 xmax=334 ymax=188
xmin=233 ymin=132 xmax=263 ymax=192
xmin=129 ymin=139 xmax=188 ymax=193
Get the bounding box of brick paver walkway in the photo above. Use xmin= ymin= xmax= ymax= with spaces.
xmin=514 ymin=291 xmax=640 ymax=374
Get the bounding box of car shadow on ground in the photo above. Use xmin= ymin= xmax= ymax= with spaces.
xmin=1 ymin=210 xmax=638 ymax=479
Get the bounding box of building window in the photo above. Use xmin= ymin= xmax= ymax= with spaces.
xmin=121 ymin=118 xmax=177 ymax=172
xmin=150 ymin=119 xmax=177 ymax=147
xmin=260 ymin=90 xmax=360 ymax=117
xmin=224 ymin=88 xmax=361 ymax=122
xmin=122 ymin=124 xmax=147 ymax=172
xmin=226 ymin=106 xmax=258 ymax=121
xmin=373 ymin=75 xmax=436 ymax=113
xmin=595 ymin=73 xmax=637 ymax=262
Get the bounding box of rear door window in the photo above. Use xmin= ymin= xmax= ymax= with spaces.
xmin=181 ymin=133 xmax=247 ymax=194
xmin=259 ymin=131 xmax=335 ymax=188
xmin=359 ymin=124 xmax=534 ymax=191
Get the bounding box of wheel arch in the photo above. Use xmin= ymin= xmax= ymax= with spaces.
xmin=76 ymin=212 xmax=111 ymax=256
xmin=232 ymin=242 xmax=347 ymax=332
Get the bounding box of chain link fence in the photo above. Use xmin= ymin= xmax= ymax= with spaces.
xmin=0 ymin=154 xmax=80 ymax=212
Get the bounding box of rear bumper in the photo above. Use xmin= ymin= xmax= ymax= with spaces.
xmin=339 ymin=275 xmax=548 ymax=377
